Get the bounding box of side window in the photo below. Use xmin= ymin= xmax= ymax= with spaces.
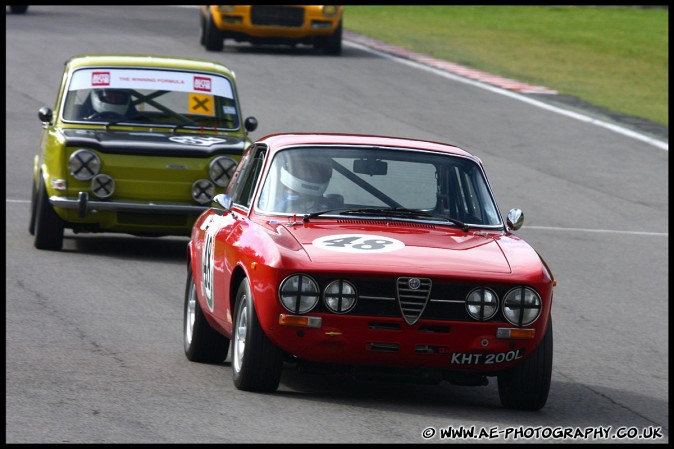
xmin=448 ymin=163 xmax=500 ymax=226
xmin=229 ymin=145 xmax=266 ymax=209
xmin=457 ymin=170 xmax=482 ymax=222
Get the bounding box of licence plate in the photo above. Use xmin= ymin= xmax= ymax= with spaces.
xmin=450 ymin=348 xmax=524 ymax=365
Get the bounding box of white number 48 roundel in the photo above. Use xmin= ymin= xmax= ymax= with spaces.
xmin=312 ymin=234 xmax=405 ymax=253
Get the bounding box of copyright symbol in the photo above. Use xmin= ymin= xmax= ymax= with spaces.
xmin=422 ymin=427 xmax=436 ymax=439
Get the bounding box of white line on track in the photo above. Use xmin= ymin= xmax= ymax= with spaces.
xmin=343 ymin=41 xmax=668 ymax=152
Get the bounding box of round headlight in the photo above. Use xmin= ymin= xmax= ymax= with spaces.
xmin=91 ymin=174 xmax=115 ymax=199
xmin=324 ymin=280 xmax=357 ymax=313
xmin=279 ymin=274 xmax=320 ymax=314
xmin=209 ymin=156 xmax=238 ymax=187
xmin=502 ymin=286 xmax=542 ymax=326
xmin=69 ymin=149 xmax=100 ymax=181
xmin=465 ymin=287 xmax=498 ymax=321
xmin=322 ymin=5 xmax=338 ymax=17
xmin=192 ymin=179 xmax=215 ymax=204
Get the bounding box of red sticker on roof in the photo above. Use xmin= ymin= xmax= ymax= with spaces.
xmin=194 ymin=76 xmax=211 ymax=92
xmin=91 ymin=72 xmax=111 ymax=86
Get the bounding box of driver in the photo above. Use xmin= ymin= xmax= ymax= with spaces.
xmin=89 ymin=89 xmax=131 ymax=117
xmin=276 ymin=156 xmax=333 ymax=213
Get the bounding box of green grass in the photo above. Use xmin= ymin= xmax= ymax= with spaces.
xmin=344 ymin=6 xmax=668 ymax=127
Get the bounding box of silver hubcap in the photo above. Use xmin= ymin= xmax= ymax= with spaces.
xmin=234 ymin=296 xmax=248 ymax=373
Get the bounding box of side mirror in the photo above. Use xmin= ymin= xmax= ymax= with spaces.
xmin=244 ymin=116 xmax=258 ymax=133
xmin=38 ymin=107 xmax=53 ymax=125
xmin=506 ymin=208 xmax=524 ymax=231
xmin=213 ymin=193 xmax=233 ymax=211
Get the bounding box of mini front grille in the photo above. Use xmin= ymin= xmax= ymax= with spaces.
xmin=396 ymin=277 xmax=432 ymax=325
xmin=250 ymin=6 xmax=304 ymax=27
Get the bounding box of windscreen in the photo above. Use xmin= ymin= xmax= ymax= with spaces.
xmin=61 ymin=68 xmax=240 ymax=130
xmin=256 ymin=146 xmax=502 ymax=227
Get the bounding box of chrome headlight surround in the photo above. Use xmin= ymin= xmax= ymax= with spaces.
xmin=279 ymin=274 xmax=320 ymax=314
xmin=502 ymin=286 xmax=542 ymax=326
xmin=69 ymin=149 xmax=100 ymax=181
xmin=324 ymin=280 xmax=357 ymax=314
xmin=91 ymin=174 xmax=115 ymax=199
xmin=465 ymin=287 xmax=499 ymax=321
xmin=209 ymin=156 xmax=238 ymax=187
xmin=192 ymin=179 xmax=215 ymax=205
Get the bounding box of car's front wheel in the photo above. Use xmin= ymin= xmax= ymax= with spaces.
xmin=497 ymin=319 xmax=553 ymax=411
xmin=10 ymin=5 xmax=28 ymax=14
xmin=317 ymin=20 xmax=342 ymax=55
xmin=232 ymin=278 xmax=284 ymax=391
xmin=203 ymin=11 xmax=224 ymax=52
xmin=28 ymin=179 xmax=38 ymax=236
xmin=33 ymin=175 xmax=64 ymax=251
xmin=199 ymin=10 xmax=207 ymax=46
xmin=184 ymin=267 xmax=230 ymax=363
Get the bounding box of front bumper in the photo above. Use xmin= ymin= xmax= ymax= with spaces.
xmin=267 ymin=313 xmax=545 ymax=373
xmin=50 ymin=192 xmax=208 ymax=218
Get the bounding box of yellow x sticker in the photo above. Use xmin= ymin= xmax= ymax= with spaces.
xmin=189 ymin=93 xmax=215 ymax=116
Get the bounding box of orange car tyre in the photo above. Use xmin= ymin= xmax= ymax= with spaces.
xmin=183 ymin=268 xmax=230 ymax=363
xmin=232 ymin=278 xmax=284 ymax=392
xmin=199 ymin=10 xmax=206 ymax=46
xmin=10 ymin=5 xmax=28 ymax=14
xmin=319 ymin=20 xmax=343 ymax=55
xmin=203 ymin=11 xmax=224 ymax=52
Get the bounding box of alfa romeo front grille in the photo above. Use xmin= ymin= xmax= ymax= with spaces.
xmin=310 ymin=276 xmax=510 ymax=323
xmin=396 ymin=277 xmax=432 ymax=325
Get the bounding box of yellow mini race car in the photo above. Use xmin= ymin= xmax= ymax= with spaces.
xmin=200 ymin=5 xmax=344 ymax=55
xmin=30 ymin=54 xmax=258 ymax=251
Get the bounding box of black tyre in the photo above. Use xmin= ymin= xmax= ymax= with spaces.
xmin=203 ymin=12 xmax=224 ymax=52
xmin=497 ymin=320 xmax=553 ymax=411
xmin=232 ymin=278 xmax=284 ymax=392
xmin=184 ymin=268 xmax=230 ymax=363
xmin=320 ymin=20 xmax=342 ymax=55
xmin=28 ymin=179 xmax=37 ymax=236
xmin=199 ymin=11 xmax=206 ymax=46
xmin=33 ymin=176 xmax=64 ymax=251
xmin=10 ymin=5 xmax=28 ymax=14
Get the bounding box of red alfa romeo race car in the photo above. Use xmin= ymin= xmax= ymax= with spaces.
xmin=184 ymin=133 xmax=555 ymax=410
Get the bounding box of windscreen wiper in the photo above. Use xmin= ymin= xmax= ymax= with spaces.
xmin=302 ymin=208 xmax=353 ymax=222
xmin=304 ymin=207 xmax=469 ymax=232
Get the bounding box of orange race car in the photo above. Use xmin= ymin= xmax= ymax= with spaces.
xmin=200 ymin=5 xmax=344 ymax=55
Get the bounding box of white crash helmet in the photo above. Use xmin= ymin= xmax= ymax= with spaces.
xmin=280 ymin=156 xmax=332 ymax=197
xmin=91 ymin=89 xmax=131 ymax=115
